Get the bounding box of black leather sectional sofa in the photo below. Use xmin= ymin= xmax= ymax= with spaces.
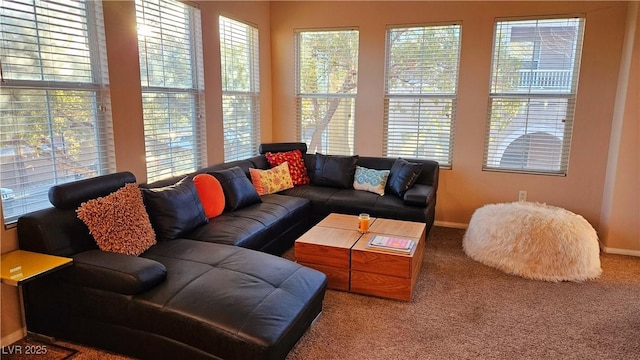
xmin=16 ymin=142 xmax=439 ymax=359
xmin=146 ymin=142 xmax=440 ymax=254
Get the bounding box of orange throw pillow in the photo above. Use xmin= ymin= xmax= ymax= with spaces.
xmin=193 ymin=174 xmax=225 ymax=218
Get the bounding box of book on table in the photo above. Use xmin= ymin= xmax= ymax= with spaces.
xmin=366 ymin=235 xmax=416 ymax=254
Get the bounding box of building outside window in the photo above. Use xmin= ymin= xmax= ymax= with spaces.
xmin=219 ymin=16 xmax=260 ymax=162
xmin=484 ymin=17 xmax=585 ymax=175
xmin=136 ymin=0 xmax=206 ymax=182
xmin=296 ymin=29 xmax=359 ymax=155
xmin=0 ymin=0 xmax=114 ymax=223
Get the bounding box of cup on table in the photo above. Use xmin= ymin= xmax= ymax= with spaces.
xmin=358 ymin=213 xmax=370 ymax=233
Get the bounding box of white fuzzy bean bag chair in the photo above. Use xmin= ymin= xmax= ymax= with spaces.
xmin=463 ymin=202 xmax=602 ymax=282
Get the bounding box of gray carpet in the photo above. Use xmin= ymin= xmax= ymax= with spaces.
xmin=285 ymin=226 xmax=640 ymax=360
xmin=6 ymin=226 xmax=639 ymax=359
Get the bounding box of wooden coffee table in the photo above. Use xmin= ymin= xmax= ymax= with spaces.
xmin=295 ymin=213 xmax=364 ymax=291
xmin=294 ymin=213 xmax=426 ymax=301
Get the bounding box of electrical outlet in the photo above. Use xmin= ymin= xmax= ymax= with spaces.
xmin=518 ymin=190 xmax=527 ymax=202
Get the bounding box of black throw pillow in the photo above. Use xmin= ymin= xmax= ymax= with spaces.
xmin=386 ymin=158 xmax=423 ymax=198
xmin=142 ymin=177 xmax=208 ymax=241
xmin=210 ymin=166 xmax=261 ymax=211
xmin=311 ymin=153 xmax=359 ymax=189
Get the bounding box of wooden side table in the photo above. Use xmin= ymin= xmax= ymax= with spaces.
xmin=1 ymin=250 xmax=73 ymax=336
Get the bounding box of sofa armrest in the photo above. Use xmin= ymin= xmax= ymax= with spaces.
xmin=403 ymin=184 xmax=435 ymax=208
xmin=62 ymin=250 xmax=167 ymax=295
xmin=415 ymin=161 xmax=439 ymax=190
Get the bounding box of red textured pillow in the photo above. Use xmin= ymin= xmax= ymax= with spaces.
xmin=265 ymin=150 xmax=310 ymax=185
xmin=193 ymin=174 xmax=225 ymax=218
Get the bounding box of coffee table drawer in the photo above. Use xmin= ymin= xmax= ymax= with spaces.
xmin=295 ymin=242 xmax=351 ymax=269
xmin=351 ymin=232 xmax=425 ymax=278
xmin=351 ymin=249 xmax=413 ymax=278
xmin=298 ymin=262 xmax=350 ymax=291
xmin=350 ymin=270 xmax=413 ymax=301
xmin=295 ymin=227 xmax=361 ymax=268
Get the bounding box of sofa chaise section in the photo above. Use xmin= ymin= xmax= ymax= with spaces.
xmin=137 ymin=239 xmax=326 ymax=359
xmin=17 ymin=172 xmax=327 ymax=360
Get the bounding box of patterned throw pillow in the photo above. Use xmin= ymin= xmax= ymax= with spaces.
xmin=353 ymin=166 xmax=390 ymax=196
xmin=249 ymin=162 xmax=294 ymax=195
xmin=77 ymin=183 xmax=156 ymax=256
xmin=265 ymin=150 xmax=310 ymax=185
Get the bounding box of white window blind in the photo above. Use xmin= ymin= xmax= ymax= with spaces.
xmin=384 ymin=24 xmax=461 ymax=167
xmin=219 ymin=16 xmax=260 ymax=162
xmin=136 ymin=0 xmax=205 ymax=183
xmin=0 ymin=0 xmax=114 ymax=224
xmin=484 ymin=17 xmax=584 ymax=175
xmin=296 ymin=29 xmax=358 ymax=155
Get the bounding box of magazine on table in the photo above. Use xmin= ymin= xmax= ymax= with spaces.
xmin=366 ymin=235 xmax=416 ymax=254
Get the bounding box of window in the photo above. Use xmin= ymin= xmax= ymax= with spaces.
xmin=484 ymin=17 xmax=585 ymax=175
xmin=136 ymin=0 xmax=205 ymax=183
xmin=296 ymin=29 xmax=358 ymax=155
xmin=219 ymin=16 xmax=260 ymax=162
xmin=0 ymin=0 xmax=114 ymax=224
xmin=384 ymin=24 xmax=461 ymax=167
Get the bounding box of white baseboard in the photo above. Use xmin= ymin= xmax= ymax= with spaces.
xmin=435 ymin=224 xmax=638 ymax=257
xmin=434 ymin=221 xmax=468 ymax=229
xmin=1 ymin=328 xmax=26 ymax=347
xmin=601 ymin=246 xmax=640 ymax=257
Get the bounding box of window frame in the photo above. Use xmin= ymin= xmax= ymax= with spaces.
xmin=483 ymin=16 xmax=585 ymax=176
xmin=219 ymin=15 xmax=261 ymax=162
xmin=383 ymin=22 xmax=462 ymax=168
xmin=0 ymin=0 xmax=114 ymax=225
xmin=135 ymin=0 xmax=206 ymax=183
xmin=295 ymin=28 xmax=359 ymax=155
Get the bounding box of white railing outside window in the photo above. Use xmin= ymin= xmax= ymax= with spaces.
xmin=517 ymin=69 xmax=573 ymax=90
